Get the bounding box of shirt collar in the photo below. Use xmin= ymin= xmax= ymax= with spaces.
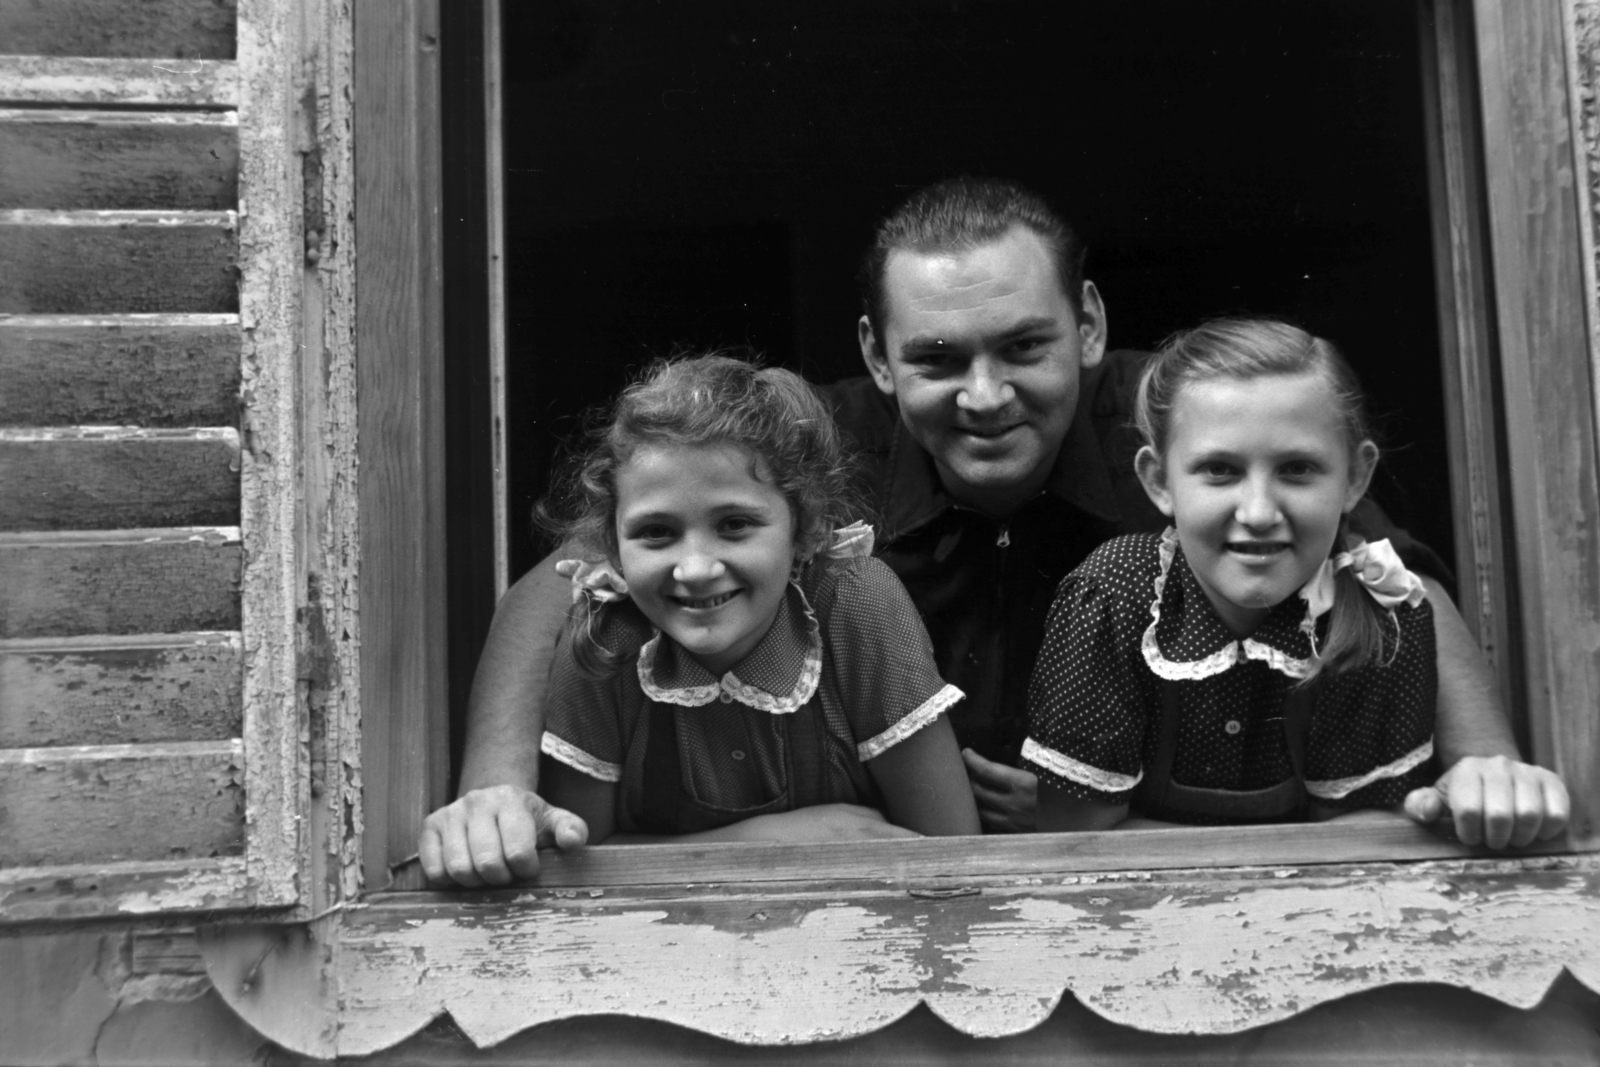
xmin=1142 ymin=529 xmax=1322 ymax=682
xmin=881 ymin=368 xmax=1123 ymax=536
xmin=637 ymin=581 xmax=822 ymax=713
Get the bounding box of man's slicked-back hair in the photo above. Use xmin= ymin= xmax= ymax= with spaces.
xmin=858 ymin=177 xmax=1088 ymax=352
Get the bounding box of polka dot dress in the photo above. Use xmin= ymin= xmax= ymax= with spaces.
xmin=1023 ymin=532 xmax=1437 ymax=822
xmin=542 ymin=552 xmax=962 ymax=833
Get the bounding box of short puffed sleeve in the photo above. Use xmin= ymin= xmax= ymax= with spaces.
xmin=1023 ymin=536 xmax=1157 ymax=804
xmin=806 ymin=555 xmax=963 ymax=762
xmin=1304 ymin=597 xmax=1438 ymax=811
xmin=540 ymin=603 xmax=655 ymax=783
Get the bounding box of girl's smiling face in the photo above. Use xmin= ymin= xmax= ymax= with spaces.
xmin=614 ymin=442 xmax=798 ymax=675
xmin=1136 ymin=371 xmax=1376 ymax=637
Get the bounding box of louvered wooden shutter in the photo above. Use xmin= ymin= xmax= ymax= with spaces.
xmin=0 ymin=0 xmax=305 ymax=920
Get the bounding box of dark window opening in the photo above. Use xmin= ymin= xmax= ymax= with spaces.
xmin=445 ymin=0 xmax=1451 ymax=793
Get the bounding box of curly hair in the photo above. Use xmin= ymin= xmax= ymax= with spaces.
xmin=1134 ymin=318 xmax=1393 ymax=682
xmin=539 ymin=351 xmax=861 ymax=674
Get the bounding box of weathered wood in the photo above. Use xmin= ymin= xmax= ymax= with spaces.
xmin=0 ymin=56 xmax=238 ymax=109
xmin=485 ymin=0 xmax=510 ymax=600
xmin=1474 ymin=0 xmax=1600 ymax=849
xmin=299 ymin=857 xmax=1600 ymax=1054
xmin=1417 ymin=0 xmax=1522 ymax=732
xmin=0 ymin=110 xmax=238 ymax=211
xmin=130 ymin=928 xmax=207 ymax=975
xmin=0 ymin=210 xmax=237 ymax=314
xmin=0 ymin=429 xmax=240 ymax=531
xmin=0 ymin=528 xmax=240 ymax=637
xmin=0 ymin=633 xmax=242 ymax=747
xmin=339 ymin=988 xmax=1600 ymax=1067
xmin=233 ymin=0 xmax=315 ymax=910
xmin=0 ymin=740 xmax=244 ymax=867
xmin=0 ymin=314 xmax=240 ymax=427
xmin=488 ymin=818 xmax=1564 ymax=890
xmin=356 ymin=0 xmax=451 ymax=890
xmin=0 ymin=856 xmax=254 ymax=921
xmin=0 ymin=0 xmax=236 ymax=59
xmin=286 ymin=0 xmax=364 ymax=917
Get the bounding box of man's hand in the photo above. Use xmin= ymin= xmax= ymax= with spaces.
xmin=1403 ymin=756 xmax=1569 ymax=849
xmin=961 ymin=748 xmax=1037 ymax=832
xmin=419 ymin=785 xmax=589 ymax=887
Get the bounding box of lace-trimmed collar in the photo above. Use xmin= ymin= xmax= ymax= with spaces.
xmin=634 ymin=522 xmax=874 ymax=714
xmin=1141 ymin=528 xmax=1329 ymax=682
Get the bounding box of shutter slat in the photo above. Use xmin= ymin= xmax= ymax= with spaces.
xmin=0 ymin=110 xmax=238 ymax=211
xmin=0 ymin=430 xmax=241 ymax=531
xmin=0 ymin=314 xmax=240 ymax=427
xmin=0 ymin=739 xmax=244 ymax=866
xmin=0 ymin=632 xmax=242 ymax=747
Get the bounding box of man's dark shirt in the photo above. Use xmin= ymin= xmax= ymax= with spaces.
xmin=817 ymin=351 xmax=1446 ymax=768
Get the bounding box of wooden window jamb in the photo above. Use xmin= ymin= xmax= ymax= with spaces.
xmin=354 ymin=0 xmax=451 ymax=891
xmin=1473 ymin=0 xmax=1600 ymax=848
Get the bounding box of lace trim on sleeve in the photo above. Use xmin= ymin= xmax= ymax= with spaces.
xmin=541 ymin=732 xmax=623 ymax=783
xmin=1141 ymin=528 xmax=1244 ymax=681
xmin=856 ymin=683 xmax=963 ymax=762
xmin=1305 ymin=737 xmax=1434 ymax=800
xmin=1021 ymin=737 xmax=1144 ymax=793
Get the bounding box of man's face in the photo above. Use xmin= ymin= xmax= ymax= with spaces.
xmin=859 ymin=226 xmax=1106 ymax=517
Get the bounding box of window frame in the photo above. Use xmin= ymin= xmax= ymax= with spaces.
xmin=211 ymin=0 xmax=1600 ymax=1055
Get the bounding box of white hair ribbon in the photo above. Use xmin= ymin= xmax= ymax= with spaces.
xmin=554 ymin=558 xmax=630 ymax=605
xmin=824 ymin=520 xmax=875 ymax=560
xmin=1334 ymin=538 xmax=1427 ymax=609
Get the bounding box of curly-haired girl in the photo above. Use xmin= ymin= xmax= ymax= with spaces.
xmin=535 ymin=353 xmax=979 ymax=846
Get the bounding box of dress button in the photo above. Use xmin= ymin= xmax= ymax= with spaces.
xmin=720 ymin=692 xmax=733 ymax=703
xmin=731 ymin=749 xmax=746 ymax=761
xmin=1224 ymin=720 xmax=1242 ymax=735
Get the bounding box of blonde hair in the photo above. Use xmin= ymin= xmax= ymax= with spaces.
xmin=1135 ymin=318 xmax=1393 ymax=680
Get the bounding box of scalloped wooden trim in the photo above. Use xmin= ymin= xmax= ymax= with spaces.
xmin=199 ymin=853 xmax=1600 ymax=1056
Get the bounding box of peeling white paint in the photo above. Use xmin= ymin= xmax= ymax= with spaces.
xmin=304 ymin=862 xmax=1600 ymax=1054
xmin=0 ymin=55 xmax=239 ymax=108
xmin=0 ymin=426 xmax=240 ymax=444
xmin=0 ymin=312 xmax=242 ymax=326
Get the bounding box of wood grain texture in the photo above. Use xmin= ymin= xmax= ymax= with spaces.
xmin=355 ymin=0 xmax=451 ymax=890
xmin=0 ymin=314 xmax=240 ymax=427
xmin=0 ymin=211 xmax=237 ymax=314
xmin=233 ymin=0 xmax=313 ymax=909
xmin=0 ymin=0 xmax=236 ymax=59
xmin=0 ymin=528 xmax=240 ymax=637
xmin=0 ymin=856 xmax=253 ymax=921
xmin=297 ymin=857 xmax=1600 ymax=1054
xmin=336 ymin=986 xmax=1600 ymax=1067
xmin=1474 ymin=0 xmax=1600 ymax=849
xmin=0 ymin=56 xmax=238 ymax=109
xmin=455 ymin=819 xmax=1571 ymax=891
xmin=0 ymin=633 xmax=242 ymax=747
xmin=292 ymin=0 xmax=365 ymax=916
xmin=0 ymin=429 xmax=240 ymax=531
xmin=0 ymin=110 xmax=238 ymax=211
xmin=1417 ymin=0 xmax=1522 ymax=729
xmin=0 ymin=740 xmax=244 ymax=867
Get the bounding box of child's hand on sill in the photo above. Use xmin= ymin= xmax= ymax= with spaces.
xmin=420 ymin=784 xmax=590 ymax=887
xmin=1403 ymin=756 xmax=1570 ymax=849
